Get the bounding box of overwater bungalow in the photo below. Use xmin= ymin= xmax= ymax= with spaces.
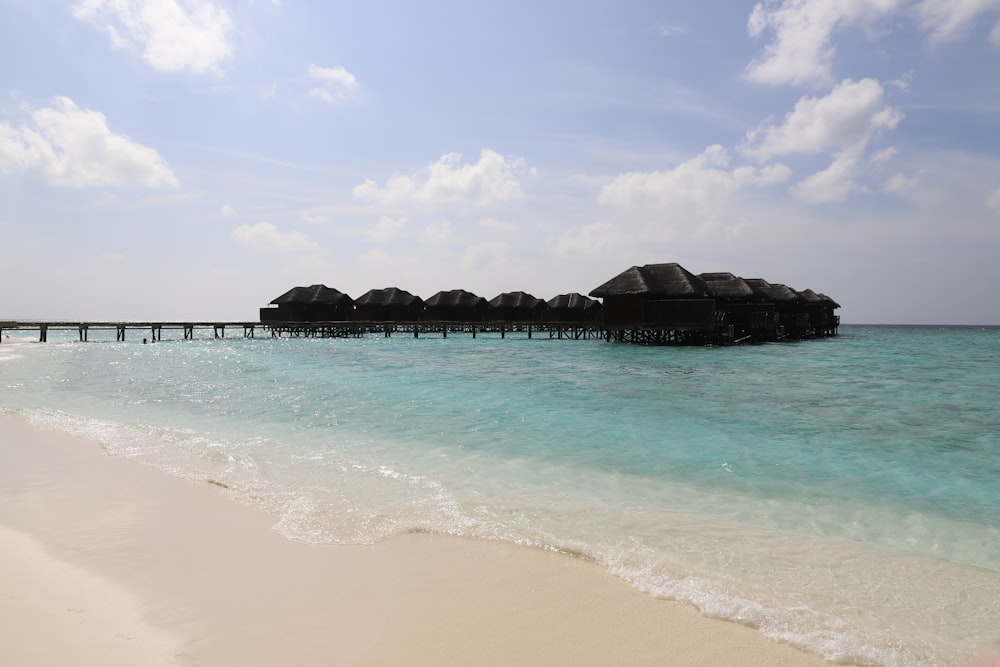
xmin=424 ymin=289 xmax=489 ymax=322
xmin=699 ymin=272 xmax=775 ymax=342
xmin=353 ymin=287 xmax=424 ymax=322
xmin=743 ymin=279 xmax=802 ymax=339
xmin=488 ymin=291 xmax=548 ymax=322
xmin=546 ymin=293 xmax=602 ymax=323
xmin=589 ymin=263 xmax=715 ymax=342
xmin=260 ymin=284 xmax=355 ymax=322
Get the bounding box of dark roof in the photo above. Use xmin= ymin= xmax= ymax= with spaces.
xmin=746 ymin=280 xmax=800 ymax=304
xmin=424 ymin=289 xmax=487 ymax=309
xmin=270 ymin=284 xmax=353 ymax=305
xmin=546 ymin=293 xmax=600 ymax=310
xmin=488 ymin=291 xmax=546 ymax=309
xmin=590 ymin=263 xmax=710 ymax=299
xmin=354 ymin=287 xmax=422 ymax=308
xmin=797 ymin=289 xmax=824 ymax=304
xmin=698 ymin=272 xmax=761 ymax=300
xmin=817 ymin=293 xmax=841 ymax=309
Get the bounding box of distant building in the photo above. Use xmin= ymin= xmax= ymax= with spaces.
xmin=259 ymin=285 xmax=354 ymax=322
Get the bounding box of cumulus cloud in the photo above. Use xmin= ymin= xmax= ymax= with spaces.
xmin=598 ymin=144 xmax=790 ymax=210
xmin=219 ymin=204 xmax=234 ymax=216
xmin=554 ymin=223 xmax=631 ymax=257
xmin=353 ymin=149 xmax=526 ymax=207
xmin=460 ymin=241 xmax=511 ymax=271
xmin=301 ymin=211 xmax=329 ymax=224
xmin=792 ymin=148 xmax=862 ymax=203
xmin=421 ymin=220 xmax=452 ymax=245
xmin=884 ymin=171 xmax=920 ymax=194
xmin=231 ymin=222 xmax=321 ymax=253
xmin=987 ymin=185 xmax=1000 ymax=211
xmin=741 ymin=78 xmax=903 ymax=161
xmin=368 ymin=215 xmax=406 ymax=243
xmin=307 ymin=64 xmax=359 ymax=104
xmin=915 ymin=0 xmax=1000 ymax=44
xmin=0 ymin=96 xmax=178 ymax=188
xmin=479 ymin=217 xmax=520 ymax=233
xmin=72 ymin=0 xmax=234 ymax=76
xmin=746 ymin=0 xmax=903 ymax=86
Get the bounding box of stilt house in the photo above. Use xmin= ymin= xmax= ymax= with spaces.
xmin=260 ymin=285 xmax=355 ymax=322
xmin=353 ymin=287 xmax=424 ymax=322
xmin=699 ymin=272 xmax=775 ymax=341
xmin=424 ymin=290 xmax=489 ymax=322
xmin=589 ymin=264 xmax=715 ymax=330
xmin=488 ymin=292 xmax=548 ymax=322
xmin=546 ymin=293 xmax=603 ymax=323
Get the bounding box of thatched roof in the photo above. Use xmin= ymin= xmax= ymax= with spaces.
xmin=590 ymin=263 xmax=710 ymax=299
xmin=270 ymin=284 xmax=353 ymax=305
xmin=488 ymin=291 xmax=546 ymax=309
xmin=424 ymin=289 xmax=487 ymax=309
xmin=797 ymin=289 xmax=824 ymax=305
xmin=547 ymin=293 xmax=600 ymax=311
xmin=745 ymin=280 xmax=800 ymax=304
xmin=817 ymin=293 xmax=841 ymax=309
xmin=354 ymin=287 xmax=423 ymax=308
xmin=698 ymin=272 xmax=761 ymax=300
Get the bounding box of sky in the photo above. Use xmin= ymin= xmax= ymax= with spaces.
xmin=1 ymin=0 xmax=999 ymax=324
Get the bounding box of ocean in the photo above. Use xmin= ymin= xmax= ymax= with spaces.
xmin=2 ymin=324 xmax=998 ymax=665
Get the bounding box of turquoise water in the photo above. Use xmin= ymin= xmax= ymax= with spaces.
xmin=2 ymin=325 xmax=999 ymax=665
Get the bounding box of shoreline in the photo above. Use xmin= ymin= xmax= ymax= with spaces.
xmin=0 ymin=413 xmax=831 ymax=666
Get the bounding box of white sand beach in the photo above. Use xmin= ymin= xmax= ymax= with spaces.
xmin=0 ymin=413 xmax=832 ymax=666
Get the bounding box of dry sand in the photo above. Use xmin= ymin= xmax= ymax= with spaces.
xmin=0 ymin=413 xmax=832 ymax=666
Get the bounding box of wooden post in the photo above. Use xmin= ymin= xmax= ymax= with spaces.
xmin=116 ymin=326 xmax=125 ymax=342
xmin=528 ymin=324 xmax=532 ymax=339
xmin=39 ymin=325 xmax=48 ymax=343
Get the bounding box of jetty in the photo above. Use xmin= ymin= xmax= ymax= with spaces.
xmin=2 ymin=262 xmax=840 ymax=346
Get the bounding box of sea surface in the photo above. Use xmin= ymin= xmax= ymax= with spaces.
xmin=2 ymin=324 xmax=999 ymax=665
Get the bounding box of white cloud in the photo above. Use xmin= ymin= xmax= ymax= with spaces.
xmin=746 ymin=0 xmax=903 ymax=86
xmin=869 ymin=147 xmax=898 ymax=165
xmin=479 ymin=217 xmax=520 ymax=233
xmin=0 ymin=96 xmax=178 ymax=188
xmin=792 ymin=149 xmax=862 ymax=203
xmin=884 ymin=171 xmax=921 ymax=194
xmin=987 ymin=186 xmax=1000 ymax=211
xmin=72 ymin=0 xmax=234 ymax=76
xmin=598 ymin=145 xmax=790 ymax=209
xmin=656 ymin=24 xmax=688 ymax=37
xmin=231 ymin=222 xmax=321 ymax=253
xmin=368 ymin=215 xmax=407 ymax=243
xmin=741 ymin=78 xmax=903 ymax=161
xmin=915 ymin=0 xmax=1000 ymax=44
xmin=421 ymin=220 xmax=452 ymax=245
xmin=460 ymin=241 xmax=511 ymax=271
xmin=553 ymin=223 xmax=630 ymax=257
xmin=219 ymin=204 xmax=234 ymax=216
xmin=301 ymin=211 xmax=329 ymax=224
xmin=353 ymin=149 xmax=526 ymax=207
xmin=307 ymin=64 xmax=359 ymax=104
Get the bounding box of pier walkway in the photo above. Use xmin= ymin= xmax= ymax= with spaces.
xmin=0 ymin=321 xmax=604 ymax=343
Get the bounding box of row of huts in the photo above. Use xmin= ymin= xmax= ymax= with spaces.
xmin=259 ymin=263 xmax=840 ymax=344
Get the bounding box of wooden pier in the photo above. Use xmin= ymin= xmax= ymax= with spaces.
xmin=0 ymin=321 xmax=605 ymax=343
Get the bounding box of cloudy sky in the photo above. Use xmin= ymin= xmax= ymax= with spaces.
xmin=2 ymin=0 xmax=999 ymax=324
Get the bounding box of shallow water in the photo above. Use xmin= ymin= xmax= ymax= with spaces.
xmin=2 ymin=325 xmax=999 ymax=665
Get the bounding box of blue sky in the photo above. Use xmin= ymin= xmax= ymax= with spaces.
xmin=2 ymin=0 xmax=999 ymax=323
